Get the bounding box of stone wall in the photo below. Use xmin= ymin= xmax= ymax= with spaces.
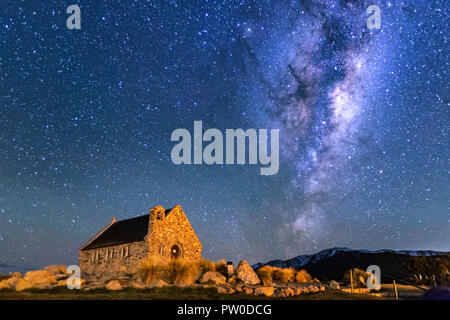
xmin=79 ymin=240 xmax=148 ymax=282
xmin=147 ymin=205 xmax=202 ymax=261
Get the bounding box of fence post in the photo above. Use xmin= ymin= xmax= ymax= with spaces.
xmin=393 ymin=280 xmax=399 ymax=300
xmin=350 ymin=269 xmax=354 ymax=293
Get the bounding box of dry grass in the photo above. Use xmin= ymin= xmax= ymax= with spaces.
xmin=256 ymin=266 xmax=273 ymax=285
xmin=215 ymin=260 xmax=228 ymax=277
xmin=271 ymin=267 xmax=295 ymax=282
xmin=164 ymin=259 xmax=199 ymax=285
xmin=138 ymin=257 xmax=227 ymax=285
xmin=342 ymin=268 xmax=370 ymax=288
xmin=257 ymin=266 xmax=296 ymax=283
xmin=137 ymin=256 xmax=164 ymax=284
xmin=295 ymin=269 xmax=313 ymax=282
xmin=196 ymin=259 xmax=216 ymax=276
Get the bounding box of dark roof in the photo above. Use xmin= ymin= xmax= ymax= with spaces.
xmin=81 ymin=208 xmax=173 ymax=251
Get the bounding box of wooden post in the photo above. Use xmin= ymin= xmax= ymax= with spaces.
xmin=350 ymin=269 xmax=354 ymax=293
xmin=393 ymin=280 xmax=399 ymax=300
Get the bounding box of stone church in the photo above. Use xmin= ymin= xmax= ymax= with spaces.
xmin=78 ymin=205 xmax=202 ymax=281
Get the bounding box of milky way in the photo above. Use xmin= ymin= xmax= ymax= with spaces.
xmin=0 ymin=0 xmax=448 ymax=268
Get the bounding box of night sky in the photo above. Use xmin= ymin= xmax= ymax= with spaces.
xmin=0 ymin=0 xmax=448 ymax=269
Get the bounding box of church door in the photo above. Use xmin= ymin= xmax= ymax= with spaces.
xmin=171 ymin=244 xmax=182 ymax=259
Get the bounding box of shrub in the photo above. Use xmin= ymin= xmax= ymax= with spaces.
xmin=197 ymin=258 xmax=216 ymax=277
xmin=272 ymin=267 xmax=295 ymax=282
xmin=164 ymin=259 xmax=199 ymax=285
xmin=256 ymin=266 xmax=273 ymax=285
xmin=342 ymin=268 xmax=370 ymax=288
xmin=405 ymin=255 xmax=450 ymax=286
xmin=215 ymin=260 xmax=228 ymax=277
xmin=295 ymin=269 xmax=313 ymax=282
xmin=137 ymin=256 xmax=164 ymax=284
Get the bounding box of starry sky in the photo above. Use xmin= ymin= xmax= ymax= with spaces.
xmin=0 ymin=0 xmax=448 ymax=270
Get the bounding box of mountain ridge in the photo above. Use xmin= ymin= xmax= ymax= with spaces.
xmin=252 ymin=247 xmax=449 ymax=281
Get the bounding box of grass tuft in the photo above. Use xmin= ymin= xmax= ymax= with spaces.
xmin=295 ymin=269 xmax=313 ymax=282
xmin=137 ymin=256 xmax=164 ymax=284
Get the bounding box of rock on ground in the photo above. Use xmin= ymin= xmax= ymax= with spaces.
xmin=307 ymin=285 xmax=320 ymax=292
xmin=199 ymin=271 xmax=226 ymax=285
xmin=227 ymin=287 xmax=235 ymax=294
xmin=128 ymin=281 xmax=146 ymax=289
xmin=34 ymin=283 xmax=54 ymax=290
xmin=149 ymin=279 xmax=168 ymax=288
xmin=10 ymin=272 xmax=22 ymax=278
xmin=226 ymin=275 xmax=238 ymax=285
xmin=284 ymin=287 xmax=295 ymax=297
xmin=55 ymin=280 xmax=67 ymax=287
xmin=235 ymin=260 xmax=260 ymax=285
xmin=0 ymin=280 xmax=10 ymax=290
xmin=106 ymin=280 xmax=122 ymax=291
xmin=15 ymin=279 xmax=33 ymax=291
xmin=274 ymin=290 xmax=286 ymax=298
xmin=44 ymin=265 xmax=67 ymax=275
xmin=217 ymin=286 xmax=227 ymax=294
xmin=329 ymin=280 xmax=340 ymax=290
xmin=254 ymin=286 xmax=274 ymax=297
xmin=243 ymin=287 xmax=254 ymax=295
xmin=23 ymin=270 xmax=56 ymax=286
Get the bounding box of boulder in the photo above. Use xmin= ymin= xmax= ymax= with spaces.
xmin=0 ymin=280 xmax=10 ymax=290
xmin=254 ymin=286 xmax=274 ymax=297
xmin=34 ymin=283 xmax=54 ymax=290
xmin=274 ymin=290 xmax=286 ymax=298
xmin=6 ymin=274 xmax=21 ymax=289
xmin=243 ymin=287 xmax=254 ymax=295
xmin=329 ymin=280 xmax=340 ymax=290
xmin=84 ymin=282 xmax=105 ymax=290
xmin=54 ymin=274 xmax=69 ymax=281
xmin=235 ymin=260 xmax=260 ymax=285
xmin=226 ymin=275 xmax=238 ymax=285
xmin=284 ymin=287 xmax=295 ymax=297
xmin=227 ymin=287 xmax=236 ymax=294
xmin=128 ymin=281 xmax=146 ymax=289
xmin=55 ymin=280 xmax=67 ymax=287
xmin=217 ymin=286 xmax=227 ymax=294
xmin=106 ymin=280 xmax=122 ymax=291
xmin=235 ymin=286 xmax=243 ymax=293
xmin=148 ymin=279 xmax=168 ymax=288
xmin=10 ymin=272 xmax=22 ymax=278
xmin=23 ymin=270 xmax=56 ymax=286
xmin=307 ymin=285 xmax=319 ymax=292
xmin=294 ymin=288 xmax=302 ymax=295
xmin=200 ymin=271 xmax=226 ymax=285
xmin=45 ymin=265 xmax=67 ymax=275
xmin=15 ymin=279 xmax=33 ymax=291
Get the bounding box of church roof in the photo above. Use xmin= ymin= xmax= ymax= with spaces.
xmin=80 ymin=208 xmax=172 ymax=250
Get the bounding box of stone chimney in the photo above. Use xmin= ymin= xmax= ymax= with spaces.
xmin=148 ymin=205 xmax=165 ymax=234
